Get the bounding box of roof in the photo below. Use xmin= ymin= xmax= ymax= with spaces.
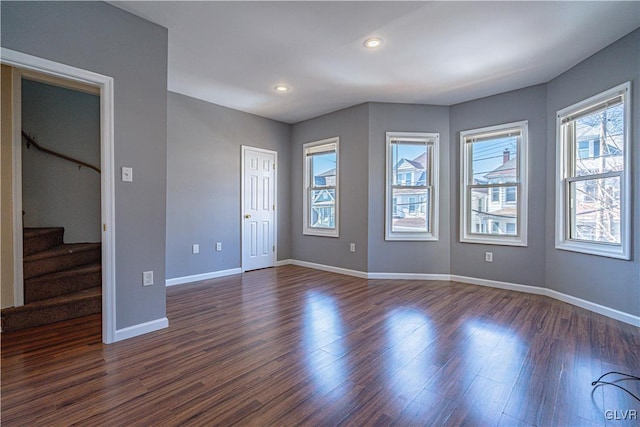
xmin=484 ymin=158 xmax=517 ymax=180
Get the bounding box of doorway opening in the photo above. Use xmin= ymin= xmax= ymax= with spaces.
xmin=1 ymin=49 xmax=116 ymax=343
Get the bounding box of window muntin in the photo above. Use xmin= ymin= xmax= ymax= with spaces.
xmin=386 ymin=132 xmax=439 ymax=241
xmin=460 ymin=121 xmax=528 ymax=245
xmin=556 ymin=82 xmax=630 ymax=259
xmin=303 ymin=137 xmax=339 ymax=237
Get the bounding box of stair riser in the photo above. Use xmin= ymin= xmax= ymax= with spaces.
xmin=0 ymin=296 xmax=101 ymax=332
xmin=24 ymin=249 xmax=101 ymax=279
xmin=25 ymin=270 xmax=102 ymax=304
xmin=23 ymin=230 xmax=64 ymax=257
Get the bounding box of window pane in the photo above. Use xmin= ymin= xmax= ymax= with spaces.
xmin=310 ymin=189 xmax=335 ymax=228
xmin=573 ymin=103 xmax=624 ymax=177
xmin=311 ymin=152 xmax=336 ymax=188
xmin=470 ymin=135 xmax=518 ymax=185
xmin=470 ymin=187 xmax=517 ymax=236
xmin=491 ymin=187 xmax=500 ymax=202
xmin=392 ymin=143 xmax=429 ymax=186
xmin=570 ymin=176 xmax=620 ymax=244
xmin=391 ymin=188 xmax=429 ymax=233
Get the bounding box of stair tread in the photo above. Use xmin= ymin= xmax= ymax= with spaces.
xmin=23 ymin=227 xmax=65 ymax=239
xmin=23 ymin=227 xmax=65 ymax=257
xmin=2 ymin=288 xmax=101 ymax=313
xmin=23 ymin=243 xmax=101 ymax=262
xmin=26 ymin=262 xmax=101 ymax=283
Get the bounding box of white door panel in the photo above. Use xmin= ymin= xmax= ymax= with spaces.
xmin=242 ymin=147 xmax=276 ymax=271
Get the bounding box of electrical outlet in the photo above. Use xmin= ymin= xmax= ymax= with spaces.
xmin=143 ymin=271 xmax=154 ymax=286
xmin=192 ymin=244 xmax=199 ymax=254
xmin=485 ymin=252 xmax=493 ymax=263
xmin=350 ymin=243 xmax=356 ymax=252
xmin=216 ymin=242 xmax=222 ymax=251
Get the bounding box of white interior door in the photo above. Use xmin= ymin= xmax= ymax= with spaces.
xmin=242 ymin=146 xmax=276 ymax=271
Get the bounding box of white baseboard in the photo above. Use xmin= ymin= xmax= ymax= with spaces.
xmin=289 ymin=260 xmax=446 ymax=281
xmin=450 ymin=275 xmax=547 ymax=296
xmin=289 ymin=259 xmax=369 ymax=279
xmin=275 ymin=259 xmax=293 ymax=267
xmin=114 ymin=317 xmax=168 ymax=342
xmin=368 ymin=272 xmax=451 ymax=281
xmin=279 ymin=260 xmax=639 ymax=327
xmin=166 ymin=268 xmax=242 ymax=287
xmin=546 ymin=288 xmax=640 ymax=327
xmin=450 ymin=275 xmax=639 ymax=327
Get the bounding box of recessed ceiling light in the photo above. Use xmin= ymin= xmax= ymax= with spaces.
xmin=363 ymin=37 xmax=383 ymax=49
xmin=274 ymin=84 xmax=290 ymax=93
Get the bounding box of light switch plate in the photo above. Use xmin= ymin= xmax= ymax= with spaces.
xmin=122 ymin=167 xmax=133 ymax=182
xmin=192 ymin=244 xmax=199 ymax=254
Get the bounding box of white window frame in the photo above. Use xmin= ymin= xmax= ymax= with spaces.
xmin=555 ymin=82 xmax=631 ymax=259
xmin=385 ymin=132 xmax=439 ymax=241
xmin=460 ymin=121 xmax=528 ymax=246
xmin=303 ymin=137 xmax=339 ymax=237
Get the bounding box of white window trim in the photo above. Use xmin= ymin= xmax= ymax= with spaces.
xmin=555 ymin=82 xmax=631 ymax=260
xmin=385 ymin=132 xmax=439 ymax=241
xmin=303 ymin=137 xmax=339 ymax=237
xmin=460 ymin=121 xmax=528 ymax=246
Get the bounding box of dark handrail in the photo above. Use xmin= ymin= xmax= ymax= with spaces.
xmin=21 ymin=131 xmax=101 ymax=173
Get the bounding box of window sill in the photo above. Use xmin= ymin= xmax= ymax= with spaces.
xmin=460 ymin=235 xmax=527 ymax=247
xmin=556 ymin=240 xmax=629 ymax=260
xmin=385 ymin=233 xmax=438 ymax=242
xmin=303 ymin=229 xmax=339 ymax=238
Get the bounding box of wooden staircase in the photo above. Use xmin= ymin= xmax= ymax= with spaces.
xmin=1 ymin=228 xmax=101 ymax=332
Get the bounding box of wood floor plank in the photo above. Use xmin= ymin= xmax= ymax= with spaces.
xmin=2 ymin=265 xmax=639 ymax=426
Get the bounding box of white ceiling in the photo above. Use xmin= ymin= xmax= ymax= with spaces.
xmin=110 ymin=1 xmax=640 ymax=124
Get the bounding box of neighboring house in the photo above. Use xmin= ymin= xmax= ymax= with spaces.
xmin=572 ymin=129 xmax=623 ymax=243
xmin=392 ymin=155 xmax=428 ymax=230
xmin=312 ymin=168 xmax=336 ymax=228
xmin=471 ymin=149 xmax=517 ymax=235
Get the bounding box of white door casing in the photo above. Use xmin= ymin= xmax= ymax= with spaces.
xmin=241 ymin=146 xmax=276 ymax=271
xmin=1 ymin=48 xmax=116 ymax=344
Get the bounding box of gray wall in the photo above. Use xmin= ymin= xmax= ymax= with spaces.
xmin=5 ymin=1 xmax=636 ymax=326
xmin=166 ymin=92 xmax=290 ymax=279
xmin=21 ymin=79 xmax=101 ymax=243
xmin=291 ymin=104 xmax=370 ymax=272
xmin=449 ymin=85 xmax=547 ymax=287
xmin=545 ymin=29 xmax=640 ymax=316
xmin=1 ymin=1 xmax=169 ymax=329
xmin=368 ymin=103 xmax=451 ymax=274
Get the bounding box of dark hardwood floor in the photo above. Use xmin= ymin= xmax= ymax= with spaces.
xmin=2 ymin=265 xmax=639 ymax=426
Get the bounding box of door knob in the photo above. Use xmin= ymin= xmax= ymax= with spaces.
xmin=245 ymin=214 xmax=251 ymax=219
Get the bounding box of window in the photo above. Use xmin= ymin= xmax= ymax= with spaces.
xmin=460 ymin=121 xmax=528 ymax=245
xmin=491 ymin=187 xmax=500 ymax=203
xmin=386 ymin=132 xmax=439 ymax=241
xmin=303 ymin=137 xmax=339 ymax=237
xmin=556 ymin=82 xmax=630 ymax=259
